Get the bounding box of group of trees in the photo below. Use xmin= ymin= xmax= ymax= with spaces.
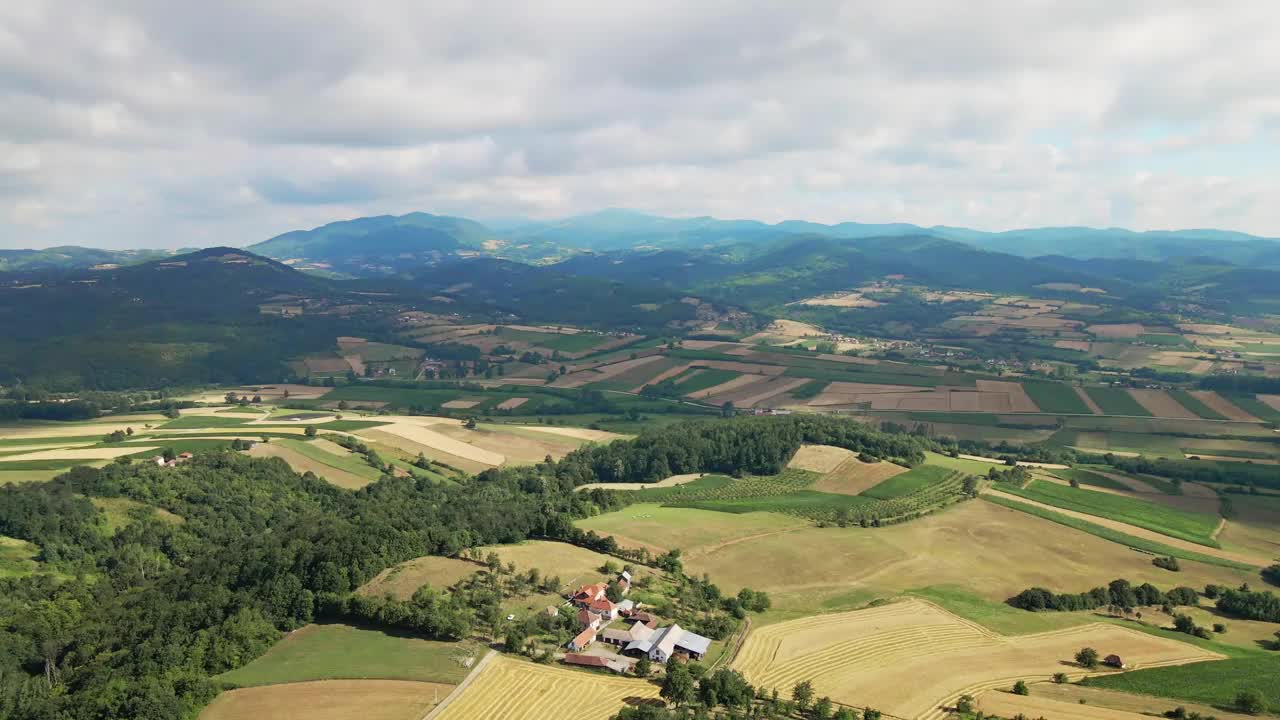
xmin=1009 ymin=579 xmax=1199 ymax=613
xmin=1210 ymin=585 xmax=1280 ymax=623
xmin=615 ymin=666 xmax=870 ymax=720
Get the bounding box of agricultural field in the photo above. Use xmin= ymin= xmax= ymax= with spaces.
xmin=217 ymin=624 xmax=482 ymax=687
xmin=432 ymin=654 xmax=659 ymax=720
xmin=202 ymin=680 xmax=453 ymax=720
xmin=248 ymin=440 xmax=379 ymax=489
xmin=575 ymin=503 xmax=806 ymax=556
xmin=733 ymin=598 xmax=1220 ymax=720
xmin=1083 ymin=654 xmax=1280 ymax=713
xmin=1084 ymin=387 xmax=1153 ymax=416
xmin=1022 ymin=381 xmax=1093 ymax=414
xmin=996 ymin=481 xmax=1224 ymax=547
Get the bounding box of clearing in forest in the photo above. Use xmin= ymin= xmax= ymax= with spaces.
xmin=201 ymin=680 xmax=453 ymax=720
xmin=575 ymin=503 xmax=807 ymax=557
xmin=248 ymin=442 xmax=375 ymax=489
xmin=357 ymin=555 xmax=481 ymax=600
xmin=432 ymin=654 xmax=658 ymax=720
xmin=733 ymin=598 xmax=1221 ymax=720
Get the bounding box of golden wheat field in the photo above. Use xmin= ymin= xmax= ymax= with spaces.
xmin=733 ymin=599 xmax=1222 ymax=720
xmin=433 ymin=655 xmax=658 ymax=720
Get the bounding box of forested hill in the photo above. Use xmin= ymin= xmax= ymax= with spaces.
xmin=0 ymin=415 xmax=925 ymax=718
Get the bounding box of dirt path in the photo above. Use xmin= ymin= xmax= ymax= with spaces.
xmin=983 ymin=489 xmax=1266 ymax=567
xmin=419 ymin=650 xmax=495 ymax=720
xmin=687 ymin=526 xmax=807 ymax=559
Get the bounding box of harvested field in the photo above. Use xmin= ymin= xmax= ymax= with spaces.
xmin=431 ymin=424 xmax=577 ymax=466
xmin=361 ymin=429 xmax=490 ymax=474
xmin=575 ymin=473 xmax=707 ymax=492
xmin=201 ymin=680 xmax=452 ymax=720
xmin=1089 ymin=323 xmax=1145 ymax=338
xmin=975 ymin=380 xmax=1040 ymax=413
xmin=976 ymin=689 xmax=1150 ymax=720
xmin=787 ymin=445 xmax=858 ymax=473
xmin=1186 ymin=391 xmax=1258 ymax=422
xmin=734 ymin=599 xmax=1219 ymax=720
xmin=513 ymin=425 xmax=621 ymax=442
xmin=248 ymin=443 xmax=372 ymax=489
xmin=439 ymin=399 xmax=481 ymax=409
xmin=493 ymin=397 xmax=529 ymax=410
xmin=795 ymin=290 xmax=883 ymax=307
xmin=376 ymin=423 xmax=505 ymax=466
xmin=432 ymin=655 xmax=659 ymax=720
xmin=1000 ymin=682 xmax=1262 ymax=720
xmin=1127 ymin=389 xmax=1199 ymax=419
xmin=812 ymin=458 xmax=907 ymax=496
xmin=958 ymin=454 xmax=1068 ymax=469
xmin=1257 ymin=394 xmax=1280 ymax=411
xmin=304 ymin=356 xmax=350 ymax=374
xmin=1184 ymin=453 xmax=1280 ymax=464
xmin=0 ymin=441 xmax=97 ymax=453
xmin=0 ymin=446 xmax=155 ymax=462
xmin=358 ymin=556 xmax=480 ymax=600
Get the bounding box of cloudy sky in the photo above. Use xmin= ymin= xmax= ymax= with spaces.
xmin=3 ymin=1 xmax=1279 ymax=249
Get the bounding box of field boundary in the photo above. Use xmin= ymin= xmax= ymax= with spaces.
xmin=420 ymin=650 xmax=495 ymax=720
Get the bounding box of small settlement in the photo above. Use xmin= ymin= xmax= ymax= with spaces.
xmin=562 ymin=570 xmax=712 ymax=673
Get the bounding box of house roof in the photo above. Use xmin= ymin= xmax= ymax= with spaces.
xmin=628 ymin=624 xmax=711 ymax=657
xmin=572 ymin=582 xmax=607 ymax=601
xmin=564 ymin=653 xmax=610 ymax=668
xmin=616 ymin=599 xmax=635 ymax=613
xmin=577 ymin=609 xmax=596 ymax=626
xmin=570 ymin=627 xmax=596 ymax=647
xmin=587 ymin=597 xmax=616 ymax=613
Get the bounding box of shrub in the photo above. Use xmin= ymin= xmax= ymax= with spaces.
xmin=1236 ymin=690 xmax=1265 ymax=715
xmin=1153 ymin=556 xmax=1181 ymax=572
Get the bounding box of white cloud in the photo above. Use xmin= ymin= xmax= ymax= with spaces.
xmin=1 ymin=0 xmax=1279 ymax=248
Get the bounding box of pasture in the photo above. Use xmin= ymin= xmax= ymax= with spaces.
xmin=478 ymin=541 xmax=622 ymax=593
xmin=247 ymin=442 xmax=376 ymax=489
xmin=357 ymin=555 xmax=481 ymax=600
xmin=202 ymin=680 xmax=452 ymax=720
xmin=733 ymin=598 xmax=1220 ymax=720
xmin=575 ymin=503 xmax=806 ymax=555
xmin=217 ymin=624 xmax=481 ymax=687
xmin=432 ymin=655 xmax=659 ymax=720
xmin=998 ymin=481 xmax=1223 ymax=547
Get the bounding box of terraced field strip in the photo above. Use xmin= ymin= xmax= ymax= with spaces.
xmin=735 ymin=598 xmax=1219 ymax=720
xmin=376 ymin=423 xmax=505 ymax=466
xmin=982 ymin=491 xmax=1264 ymax=567
xmin=432 ymin=655 xmax=658 ymax=720
xmin=1166 ymin=390 xmax=1227 ymax=420
xmin=1084 ymin=387 xmax=1152 ymax=416
xmin=1187 ymin=391 xmax=1258 ymax=422
xmin=997 ymin=480 xmax=1222 ymax=546
xmin=0 ymin=446 xmax=157 ymax=461
xmin=1127 ymin=390 xmax=1199 ymax=419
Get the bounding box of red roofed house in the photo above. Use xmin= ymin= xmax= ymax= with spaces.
xmin=568 ymin=626 xmax=596 ymax=652
xmin=586 ymin=596 xmax=618 ymax=621
xmin=563 ymin=653 xmax=610 ymax=669
xmin=571 ymin=583 xmax=608 ymax=607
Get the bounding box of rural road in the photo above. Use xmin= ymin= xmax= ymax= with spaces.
xmin=983 ymin=489 xmax=1267 ymax=567
xmin=418 ymin=649 xmax=495 ymax=720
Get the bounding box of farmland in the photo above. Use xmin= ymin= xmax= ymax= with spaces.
xmin=996 ymin=480 xmax=1224 ymax=547
xmin=432 ymin=655 xmax=659 ymax=720
xmin=733 ymin=598 xmax=1221 ymax=720
xmin=202 ymin=680 xmax=453 ymax=720
xmin=1083 ymin=654 xmax=1280 ymax=712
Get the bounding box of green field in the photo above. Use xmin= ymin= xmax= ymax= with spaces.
xmin=1048 ymin=467 xmax=1132 ymax=492
xmin=575 ymin=503 xmax=805 ymax=554
xmin=980 ymin=496 xmax=1252 ymax=571
xmin=860 ymin=464 xmax=954 ymax=500
xmin=282 ymin=439 xmax=383 ymax=481
xmin=1021 ymin=382 xmax=1092 ymax=414
xmin=1001 ymin=480 xmax=1222 ymax=546
xmin=919 ymin=451 xmax=1001 ymax=474
xmin=216 ymin=624 xmax=481 ymax=687
xmin=0 ymin=469 xmax=64 ymax=485
xmin=1167 ymin=389 xmax=1228 ymax=420
xmin=677 ymin=490 xmax=876 ymax=515
xmin=1083 ymin=654 xmax=1280 ymax=712
xmin=1139 ymin=333 xmax=1193 ymax=348
xmin=674 ymin=368 xmax=742 ymax=394
xmin=1084 ymin=387 xmax=1152 ymax=416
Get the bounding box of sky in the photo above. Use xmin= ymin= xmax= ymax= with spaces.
xmin=2 ymin=1 xmax=1279 ymax=250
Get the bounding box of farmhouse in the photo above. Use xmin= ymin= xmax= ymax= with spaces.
xmin=571 ymin=582 xmax=608 ymax=606
xmin=563 ymin=653 xmax=631 ymax=674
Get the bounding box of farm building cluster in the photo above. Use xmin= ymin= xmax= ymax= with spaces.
xmin=562 ymin=571 xmax=712 ymax=672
